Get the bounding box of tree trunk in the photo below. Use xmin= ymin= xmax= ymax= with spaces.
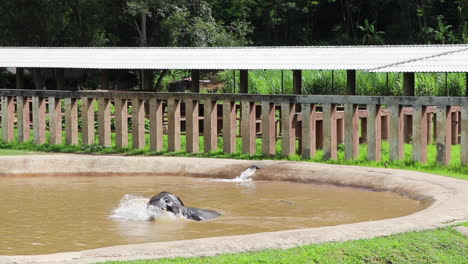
xmin=154 ymin=70 xmax=168 ymax=91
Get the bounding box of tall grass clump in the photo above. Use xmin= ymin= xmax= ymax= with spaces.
xmin=216 ymin=70 xmax=466 ymax=96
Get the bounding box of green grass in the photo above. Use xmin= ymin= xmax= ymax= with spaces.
xmin=99 ymin=225 xmax=468 ymax=264
xmin=0 ymin=148 xmax=40 ymax=155
xmin=217 ymin=70 xmax=467 ymax=96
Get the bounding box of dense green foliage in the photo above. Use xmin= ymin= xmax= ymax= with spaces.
xmin=0 ymin=0 xmax=466 ymax=93
xmin=1 ymin=1 xmax=466 ymax=47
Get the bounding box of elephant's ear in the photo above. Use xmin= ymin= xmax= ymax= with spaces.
xmin=177 ymin=197 xmax=185 ymax=206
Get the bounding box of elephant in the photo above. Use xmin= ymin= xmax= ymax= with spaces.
xmin=147 ymin=191 xmax=221 ymax=221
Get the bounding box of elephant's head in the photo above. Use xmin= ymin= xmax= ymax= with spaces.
xmin=147 ymin=191 xmax=185 ymax=215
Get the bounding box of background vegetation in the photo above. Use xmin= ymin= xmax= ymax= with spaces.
xmin=0 ymin=0 xmax=466 ymax=95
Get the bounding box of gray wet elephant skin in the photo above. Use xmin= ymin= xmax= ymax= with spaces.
xmin=148 ymin=191 xmax=221 ymax=221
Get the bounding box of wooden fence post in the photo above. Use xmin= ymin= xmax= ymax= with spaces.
xmin=223 ymin=101 xmax=237 ymax=153
xmin=114 ymin=99 xmax=128 ymax=148
xmin=16 ymin=97 xmax=30 ymax=142
xmin=204 ymin=100 xmax=218 ymax=152
xmin=1 ymin=96 xmax=15 ymax=142
xmin=436 ymin=105 xmax=452 ymax=165
xmin=186 ymin=99 xmax=199 ymax=153
xmin=281 ymin=103 xmax=296 ymax=156
xmin=168 ymin=98 xmax=181 ymax=152
xmin=412 ymin=105 xmax=428 ymax=163
xmin=48 ymin=97 xmax=62 ymax=145
xmin=262 ymin=101 xmax=276 ymax=156
xmin=323 ymin=104 xmax=337 ymax=160
xmin=98 ymin=98 xmax=111 ymax=146
xmin=65 ymin=98 xmax=78 ymax=145
xmin=241 ymin=101 xmax=256 ymax=154
xmin=461 ymin=101 xmax=468 ymax=165
xmin=81 ymin=97 xmax=95 ymax=145
xmin=132 ymin=98 xmax=145 ymax=149
xmin=32 ymin=97 xmax=46 ymax=144
xmin=344 ymin=104 xmax=359 ymax=160
xmin=389 ymin=104 xmax=404 ymax=160
xmin=451 ymin=111 xmax=459 ymax=145
xmin=301 ymin=103 xmax=316 ymax=159
xmin=149 ymin=98 xmax=163 ymax=151
xmin=367 ymin=104 xmax=382 ymax=161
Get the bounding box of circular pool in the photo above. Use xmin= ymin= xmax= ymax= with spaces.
xmin=0 ymin=155 xmax=466 ymax=264
xmin=0 ymin=175 xmax=424 ymax=255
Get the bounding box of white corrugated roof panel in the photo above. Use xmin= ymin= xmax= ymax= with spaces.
xmin=369 ymin=48 xmax=468 ymax=72
xmin=0 ymin=45 xmax=466 ymax=71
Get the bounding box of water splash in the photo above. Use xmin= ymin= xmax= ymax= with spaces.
xmin=233 ymin=166 xmax=257 ymax=181
xmin=211 ymin=166 xmax=257 ymax=183
xmin=110 ymin=194 xmax=181 ymax=221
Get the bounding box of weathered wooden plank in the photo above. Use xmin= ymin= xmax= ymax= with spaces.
xmin=81 ymin=97 xmax=95 ymax=145
xmin=451 ymin=111 xmax=459 ymax=145
xmin=223 ymin=101 xmax=237 ymax=153
xmin=262 ymin=101 xmax=276 ymax=156
xmin=436 ymin=105 xmax=452 ymax=165
xmin=242 ymin=101 xmax=256 ymax=154
xmin=281 ymin=103 xmax=296 ymax=156
xmin=461 ymin=102 xmax=468 ymax=165
xmin=97 ymin=98 xmax=111 ymax=146
xmin=323 ymin=104 xmax=337 ymax=160
xmin=412 ymin=105 xmax=428 ymax=163
xmin=1 ymin=96 xmax=15 ymax=142
xmin=132 ymin=98 xmax=145 ymax=149
xmin=65 ymin=98 xmax=78 ymax=145
xmin=204 ymin=100 xmax=218 ymax=152
xmin=32 ymin=97 xmax=46 ymax=144
xmin=185 ymin=99 xmax=199 ymax=153
xmin=3 ymin=90 xmax=468 ymax=107
xmin=367 ymin=104 xmax=382 ymax=161
xmin=16 ymin=96 xmax=30 ymax=142
xmin=427 ymin=113 xmax=433 ymax=145
xmin=48 ymin=97 xmax=62 ymax=145
xmin=344 ymin=104 xmax=359 ymax=160
xmin=301 ymin=103 xmax=316 ymax=159
xmin=114 ymin=99 xmax=128 ymax=148
xmin=149 ymin=98 xmax=163 ymax=151
xmin=168 ymin=98 xmax=181 ymax=152
xmin=389 ymin=104 xmax=404 ymax=160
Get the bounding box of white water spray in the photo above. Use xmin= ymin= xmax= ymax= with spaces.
xmin=211 ymin=166 xmax=257 ymax=183
xmin=110 ymin=194 xmax=181 ymax=221
xmin=233 ymin=166 xmax=257 ymax=181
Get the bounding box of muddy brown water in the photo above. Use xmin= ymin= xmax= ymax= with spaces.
xmin=0 ymin=175 xmax=426 ymax=255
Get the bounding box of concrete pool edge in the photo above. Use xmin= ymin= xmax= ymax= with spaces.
xmin=0 ymin=155 xmax=467 ymax=264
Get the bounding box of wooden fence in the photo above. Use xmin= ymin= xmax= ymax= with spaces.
xmin=0 ymin=89 xmax=467 ymax=165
